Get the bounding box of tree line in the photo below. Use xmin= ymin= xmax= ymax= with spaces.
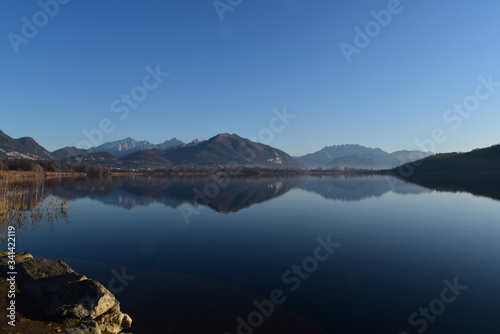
xmin=0 ymin=159 xmax=112 ymax=177
xmin=0 ymin=159 xmax=378 ymax=178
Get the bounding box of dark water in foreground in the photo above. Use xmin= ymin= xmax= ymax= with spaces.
xmin=2 ymin=175 xmax=500 ymax=334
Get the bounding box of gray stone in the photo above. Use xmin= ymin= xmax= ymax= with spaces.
xmin=0 ymin=251 xmax=132 ymax=334
xmin=45 ymin=276 xmax=116 ymax=319
xmin=17 ymin=257 xmax=74 ymax=280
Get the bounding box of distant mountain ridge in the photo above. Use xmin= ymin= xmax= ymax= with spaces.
xmin=297 ymin=144 xmax=432 ymax=169
xmin=0 ymin=130 xmax=53 ymax=160
xmin=88 ymin=137 xmax=186 ymax=157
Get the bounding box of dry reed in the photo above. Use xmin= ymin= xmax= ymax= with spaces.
xmin=0 ymin=171 xmax=69 ymax=241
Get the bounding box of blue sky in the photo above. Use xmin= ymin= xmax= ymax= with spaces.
xmin=1 ymin=0 xmax=500 ymax=156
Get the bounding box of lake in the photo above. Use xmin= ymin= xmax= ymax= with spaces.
xmin=2 ymin=174 xmax=500 ymax=334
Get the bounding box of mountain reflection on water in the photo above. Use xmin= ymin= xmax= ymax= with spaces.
xmin=37 ymin=175 xmax=431 ymax=213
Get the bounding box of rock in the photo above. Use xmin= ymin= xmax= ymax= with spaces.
xmin=16 ymin=259 xmax=115 ymax=319
xmin=0 ymin=251 xmax=33 ymax=267
xmin=0 ymin=251 xmax=132 ymax=334
xmin=17 ymin=257 xmax=74 ymax=280
xmin=45 ymin=275 xmax=116 ymax=319
xmin=65 ymin=320 xmax=101 ymax=333
xmin=95 ymin=302 xmax=133 ymax=334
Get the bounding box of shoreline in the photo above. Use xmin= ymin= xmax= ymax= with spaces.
xmin=1 ymin=168 xmax=386 ymax=181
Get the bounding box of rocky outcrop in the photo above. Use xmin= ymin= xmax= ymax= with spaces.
xmin=0 ymin=251 xmax=132 ymax=334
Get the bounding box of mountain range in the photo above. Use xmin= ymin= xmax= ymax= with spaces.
xmin=60 ymin=133 xmax=304 ymax=169
xmin=295 ymin=144 xmax=433 ymax=169
xmin=0 ymin=129 xmax=432 ymax=170
xmin=87 ymin=137 xmax=189 ymax=157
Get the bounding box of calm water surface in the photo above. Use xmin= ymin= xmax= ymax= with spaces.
xmin=2 ymin=175 xmax=500 ymax=334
